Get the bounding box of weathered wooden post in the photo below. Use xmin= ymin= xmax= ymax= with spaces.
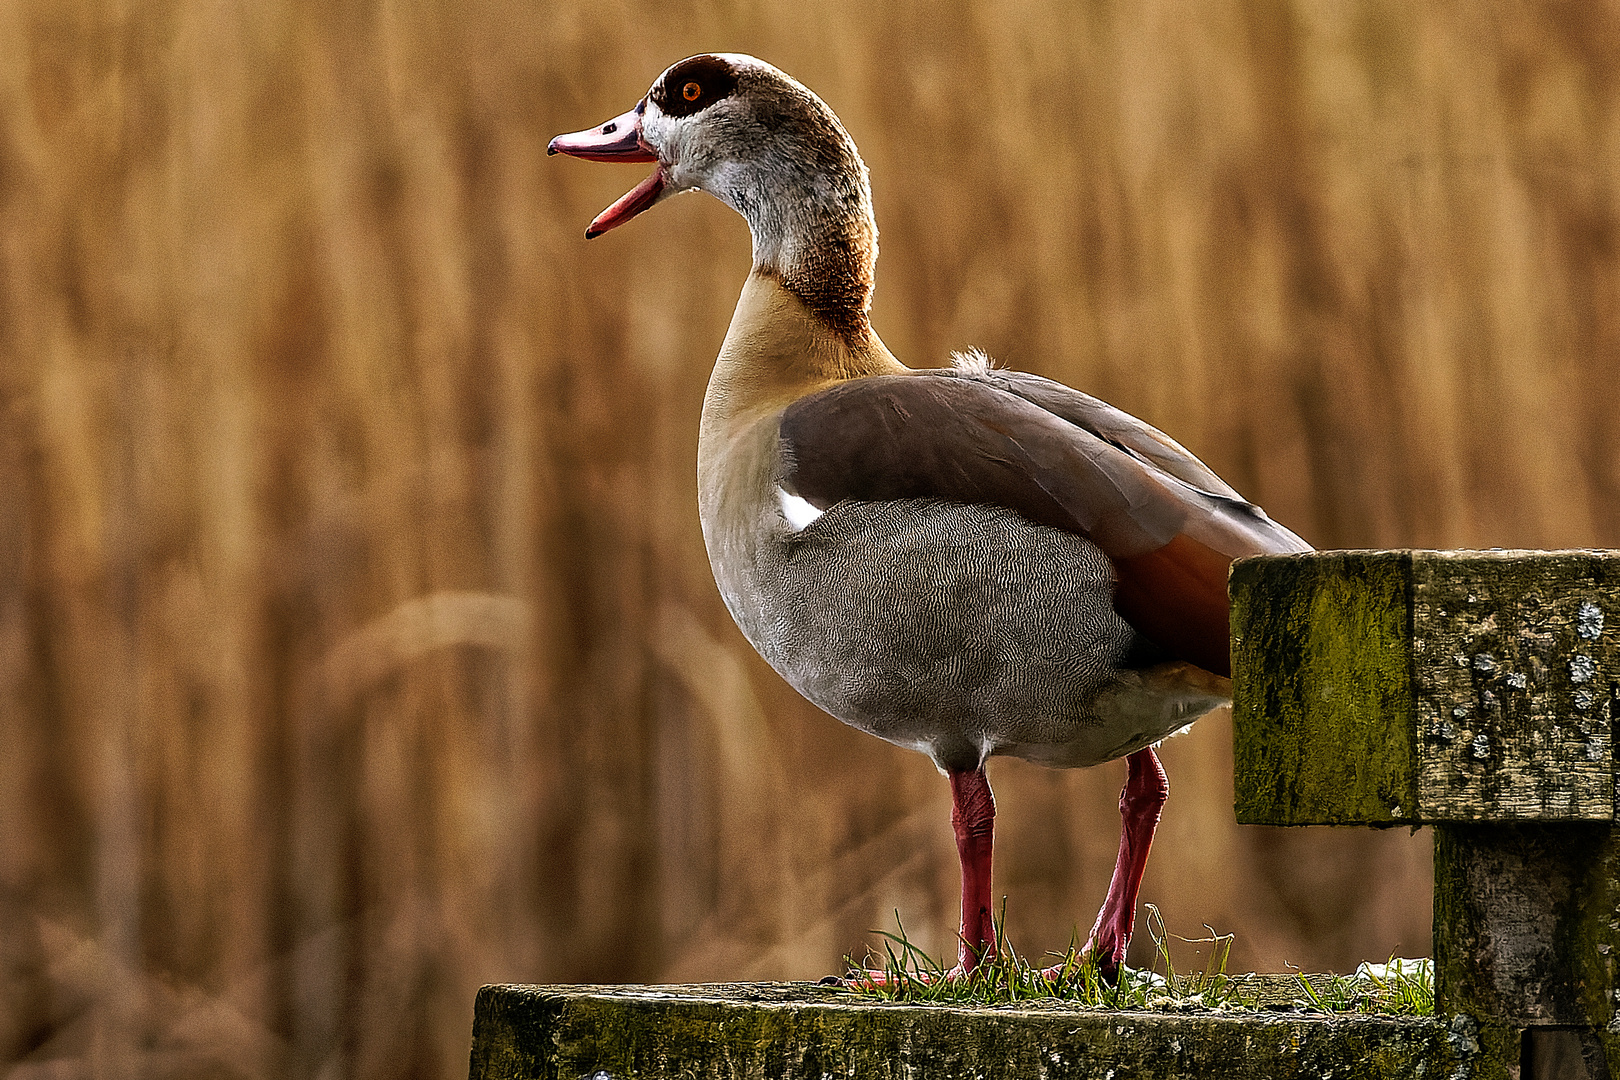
xmin=1232 ymin=550 xmax=1620 ymax=1080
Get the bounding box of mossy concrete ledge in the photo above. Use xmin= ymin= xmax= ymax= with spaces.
xmin=467 ymin=982 xmax=1512 ymax=1080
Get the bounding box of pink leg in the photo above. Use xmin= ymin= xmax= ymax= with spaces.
xmin=950 ymin=766 xmax=997 ymax=972
xmin=849 ymin=765 xmax=996 ymax=986
xmin=1082 ymin=746 xmax=1168 ymax=981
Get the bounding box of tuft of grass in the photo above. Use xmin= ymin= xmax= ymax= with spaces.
xmin=1137 ymin=904 xmax=1259 ymax=1010
xmin=844 ymin=904 xmax=1433 ymax=1017
xmin=844 ymin=902 xmax=1257 ymax=1010
xmin=1291 ymin=957 xmax=1434 ymax=1016
xmin=845 ymin=905 xmax=1148 ymax=1007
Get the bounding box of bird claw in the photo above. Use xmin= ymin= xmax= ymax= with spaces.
xmin=1033 ymin=925 xmax=1129 ymax=988
xmin=1079 ymin=928 xmax=1130 ymax=985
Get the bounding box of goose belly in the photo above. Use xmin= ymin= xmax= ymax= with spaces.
xmin=706 ymin=495 xmax=1225 ymax=773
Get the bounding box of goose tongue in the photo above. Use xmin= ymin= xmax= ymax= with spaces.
xmin=548 ymin=105 xmax=667 ymax=239
xmin=583 ymin=167 xmax=666 ymax=238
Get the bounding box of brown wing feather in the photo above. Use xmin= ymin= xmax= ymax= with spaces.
xmin=779 ymin=373 xmax=1310 ymax=673
xmin=964 ymin=368 xmax=1246 ymax=500
xmin=781 ymin=377 xmax=1085 ymax=531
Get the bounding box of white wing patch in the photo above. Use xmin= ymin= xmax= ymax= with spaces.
xmin=777 ymin=487 xmax=825 ymax=531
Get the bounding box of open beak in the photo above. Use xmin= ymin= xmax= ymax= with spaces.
xmin=548 ymin=105 xmax=667 ymax=239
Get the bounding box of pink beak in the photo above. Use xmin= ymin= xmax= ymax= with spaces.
xmin=548 ymin=105 xmax=668 ymax=239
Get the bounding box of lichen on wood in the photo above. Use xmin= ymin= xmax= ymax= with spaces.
xmin=1411 ymin=553 xmax=1618 ymax=821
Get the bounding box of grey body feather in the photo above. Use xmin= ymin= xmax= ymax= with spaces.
xmin=748 ymin=498 xmax=1194 ymax=773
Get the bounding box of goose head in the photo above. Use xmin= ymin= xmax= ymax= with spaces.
xmin=550 ymin=54 xmax=879 ymax=342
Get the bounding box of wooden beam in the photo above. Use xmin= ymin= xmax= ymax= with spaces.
xmin=1231 ymin=550 xmax=1620 ymax=825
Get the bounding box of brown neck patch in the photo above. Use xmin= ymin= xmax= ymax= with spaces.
xmin=767 ymin=224 xmax=877 ymax=350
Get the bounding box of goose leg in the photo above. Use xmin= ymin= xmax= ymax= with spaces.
xmin=1080 ymin=746 xmax=1168 ymax=981
xmin=950 ymin=765 xmax=997 ymax=973
xmin=849 ymin=765 xmax=996 ymax=985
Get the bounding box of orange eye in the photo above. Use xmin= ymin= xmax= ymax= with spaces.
xmin=682 ymin=81 xmax=702 ymax=101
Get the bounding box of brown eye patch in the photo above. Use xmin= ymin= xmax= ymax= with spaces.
xmin=652 ymin=55 xmax=738 ymax=118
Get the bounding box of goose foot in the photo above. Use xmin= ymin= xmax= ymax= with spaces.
xmin=843 ymin=961 xmax=981 ymax=988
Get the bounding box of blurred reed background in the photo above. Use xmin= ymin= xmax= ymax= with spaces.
xmin=2 ymin=0 xmax=1616 ymax=1076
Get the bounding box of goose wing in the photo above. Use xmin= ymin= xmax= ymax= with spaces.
xmin=778 ymin=371 xmax=1310 ymax=677
xmin=964 ymin=367 xmax=1246 ymax=499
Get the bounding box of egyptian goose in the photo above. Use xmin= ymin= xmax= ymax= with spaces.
xmin=549 ymin=54 xmax=1310 ymax=982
